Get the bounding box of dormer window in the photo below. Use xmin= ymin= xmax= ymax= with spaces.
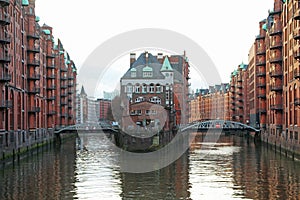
xmin=130 ymin=68 xmax=137 ymax=77
xmin=143 ymin=66 xmax=153 ymax=77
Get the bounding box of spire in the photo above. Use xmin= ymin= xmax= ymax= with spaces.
xmin=80 ymin=86 xmax=87 ymax=96
xmin=161 ymin=56 xmax=173 ymax=71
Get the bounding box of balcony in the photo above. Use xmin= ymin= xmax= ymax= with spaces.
xmin=68 ymin=83 xmax=74 ymax=87
xmin=294 ymin=6 xmax=300 ymax=20
xmin=231 ymin=107 xmax=236 ymax=110
xmin=28 ymin=74 xmax=41 ymax=80
xmin=256 ymin=60 xmax=266 ymax=66
xmin=27 ymin=59 xmax=40 ymax=66
xmin=0 ymin=73 xmax=11 ymax=82
xmin=270 ymin=41 xmax=282 ymax=50
xmin=294 ymin=71 xmax=300 ymax=79
xmin=28 ymin=87 xmax=40 ymax=94
xmin=256 ymin=71 xmax=266 ymax=77
xmin=47 ymin=111 xmax=56 ymax=115
xmin=68 ymin=114 xmax=73 ymax=118
xmin=28 ymin=107 xmax=41 ymax=113
xmin=255 ymin=34 xmax=265 ymax=40
xmin=270 ymin=70 xmax=283 ymax=78
xmin=61 ymin=84 xmax=67 ymax=89
xmin=0 ymin=54 xmax=11 ymax=63
xmin=47 ymin=65 xmax=55 ymax=69
xmin=47 ymin=96 xmax=56 ymax=101
xmin=269 ymin=56 xmax=282 ymax=63
xmin=0 ymin=100 xmax=12 ymax=109
xmin=257 ymin=82 xmax=266 ymax=88
xmin=61 ymin=68 xmax=68 ymax=72
xmin=256 ymin=48 xmax=266 ymax=55
xmin=46 ymin=53 xmax=56 ymax=58
xmin=237 ymin=91 xmax=243 ymax=96
xmin=258 ymin=108 xmax=267 ymax=113
xmin=257 ymin=93 xmax=266 ymax=99
xmin=270 ymin=104 xmax=283 ymax=111
xmin=270 ymin=85 xmax=282 ymax=92
xmin=47 ymin=74 xmax=56 ymax=79
xmin=230 ymin=96 xmax=235 ymax=99
xmin=269 ymin=8 xmax=281 ymax=16
xmin=0 ymin=13 xmax=10 ymax=25
xmin=0 ymin=0 xmax=10 ymax=6
xmin=294 ymin=51 xmax=300 ymax=60
xmin=27 ymin=33 xmax=40 ymax=40
xmin=68 ymin=90 xmax=73 ymax=94
xmin=294 ymin=98 xmax=300 ymax=106
xmin=68 ymin=76 xmax=74 ymax=80
xmin=61 ymin=92 xmax=67 ymax=97
xmin=294 ymin=28 xmax=300 ymax=40
xmin=269 ymin=23 xmax=282 ymax=36
xmin=61 ymin=76 xmax=67 ymax=80
xmin=47 ymin=85 xmax=56 ymax=90
xmin=0 ymin=32 xmax=10 ymax=44
xmin=61 ymin=101 xmax=67 ymax=106
xmin=237 ymin=97 xmax=243 ymax=102
xmin=27 ymin=46 xmax=40 ymax=53
xmin=237 ymin=84 xmax=242 ymax=89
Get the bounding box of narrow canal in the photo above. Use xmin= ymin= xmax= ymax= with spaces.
xmin=0 ymin=132 xmax=300 ymax=199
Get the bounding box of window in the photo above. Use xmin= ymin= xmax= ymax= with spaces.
xmin=150 ymin=84 xmax=155 ymax=93
xmin=143 ymin=71 xmax=153 ymax=77
xmin=142 ymin=85 xmax=147 ymax=93
xmin=131 ymin=71 xmax=136 ymax=77
xmin=135 ymin=85 xmax=140 ymax=93
xmin=135 ymin=97 xmax=145 ymax=103
xmin=150 ymin=97 xmax=161 ymax=104
xmin=156 ymin=85 xmax=161 ymax=93
xmin=127 ymin=85 xmax=132 ymax=93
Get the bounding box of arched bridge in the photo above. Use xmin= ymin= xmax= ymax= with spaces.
xmin=181 ymin=120 xmax=260 ymax=133
xmin=54 ymin=123 xmax=118 ymax=134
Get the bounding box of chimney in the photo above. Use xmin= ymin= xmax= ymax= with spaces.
xmin=157 ymin=53 xmax=163 ymax=63
xmin=130 ymin=53 xmax=136 ymax=67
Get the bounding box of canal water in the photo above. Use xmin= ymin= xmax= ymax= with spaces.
xmin=0 ymin=132 xmax=300 ymax=200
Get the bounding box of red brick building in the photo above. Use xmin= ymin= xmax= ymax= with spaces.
xmin=0 ymin=0 xmax=77 ymax=154
xmin=120 ymin=51 xmax=190 ymax=132
xmin=97 ymin=98 xmax=111 ymax=121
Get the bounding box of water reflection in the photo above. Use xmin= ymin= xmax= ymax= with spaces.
xmin=0 ymin=142 xmax=77 ymax=199
xmin=0 ymin=133 xmax=300 ymax=200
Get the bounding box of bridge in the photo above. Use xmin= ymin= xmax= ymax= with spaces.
xmin=181 ymin=120 xmax=260 ymax=133
xmin=54 ymin=123 xmax=118 ymax=134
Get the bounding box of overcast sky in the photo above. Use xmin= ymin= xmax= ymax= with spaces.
xmin=35 ymin=0 xmax=274 ymax=96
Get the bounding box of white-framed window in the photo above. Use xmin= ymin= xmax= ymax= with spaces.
xmin=127 ymin=85 xmax=132 ymax=93
xmin=135 ymin=85 xmax=140 ymax=93
xmin=131 ymin=71 xmax=136 ymax=77
xmin=142 ymin=85 xmax=147 ymax=93
xmin=156 ymin=85 xmax=161 ymax=93
xmin=135 ymin=96 xmax=145 ymax=103
xmin=143 ymin=71 xmax=153 ymax=77
xmin=150 ymin=97 xmax=161 ymax=104
xmin=149 ymin=84 xmax=155 ymax=93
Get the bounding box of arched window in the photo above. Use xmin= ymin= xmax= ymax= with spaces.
xmin=149 ymin=83 xmax=155 ymax=93
xmin=142 ymin=84 xmax=147 ymax=93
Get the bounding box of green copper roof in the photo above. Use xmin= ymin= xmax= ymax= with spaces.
xmin=22 ymin=0 xmax=29 ymax=6
xmin=239 ymin=62 xmax=247 ymax=70
xmin=161 ymin=57 xmax=173 ymax=71
xmin=35 ymin=16 xmax=40 ymax=22
xmin=130 ymin=68 xmax=137 ymax=72
xmin=262 ymin=23 xmax=267 ymax=31
xmin=42 ymin=29 xmax=51 ymax=35
xmin=143 ymin=66 xmax=153 ymax=72
xmin=232 ymin=70 xmax=238 ymax=76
